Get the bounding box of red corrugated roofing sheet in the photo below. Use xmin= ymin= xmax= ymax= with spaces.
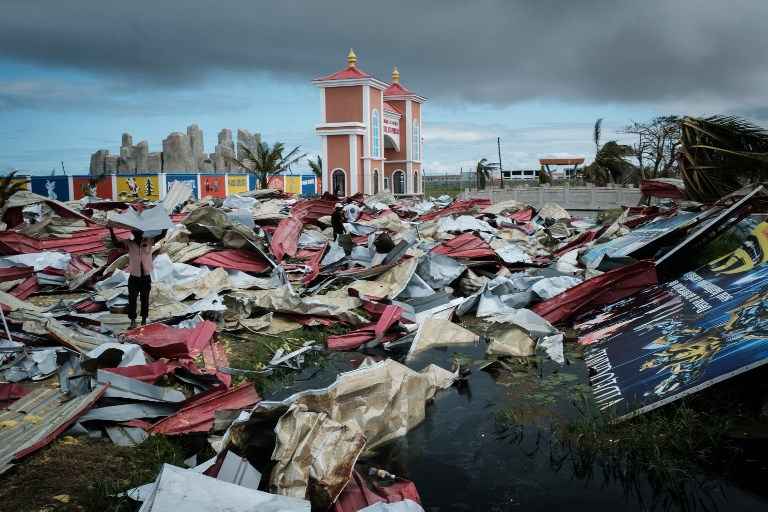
xmin=122 ymin=321 xmax=217 ymax=360
xmin=10 ymin=275 xmax=38 ymax=300
xmin=327 ymin=305 xmax=402 ymax=351
xmin=532 ymin=260 xmax=658 ymax=325
xmin=0 ymin=227 xmax=130 ymax=256
xmin=333 ymin=470 xmax=421 ymax=512
xmin=292 ymin=195 xmax=337 ymax=223
xmin=431 ymin=233 xmax=496 ymax=259
xmin=0 ymin=266 xmax=33 ymax=282
xmin=192 ymin=249 xmax=269 ymax=274
xmin=270 ymin=217 xmax=302 ymax=262
xmin=150 ymin=382 xmax=260 ymax=435
xmin=419 ymin=198 xmax=492 ymax=221
xmin=640 ymin=179 xmax=686 ymax=199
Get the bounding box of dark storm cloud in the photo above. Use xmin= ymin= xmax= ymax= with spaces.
xmin=1 ymin=0 xmax=767 ymax=106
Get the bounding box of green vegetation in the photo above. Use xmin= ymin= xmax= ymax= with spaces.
xmin=0 ymin=435 xmax=187 ymax=512
xmin=224 ymin=324 xmax=350 ymax=394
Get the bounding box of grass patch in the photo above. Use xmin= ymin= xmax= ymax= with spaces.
xmin=550 ymin=398 xmax=738 ymax=511
xmin=223 ymin=324 xmax=350 ymax=394
xmin=0 ymin=435 xmax=186 ymax=512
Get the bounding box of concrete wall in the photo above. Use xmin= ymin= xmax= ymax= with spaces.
xmin=462 ymin=186 xmax=644 ymax=211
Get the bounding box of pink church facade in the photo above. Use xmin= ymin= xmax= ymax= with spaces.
xmin=313 ymin=50 xmax=426 ymax=196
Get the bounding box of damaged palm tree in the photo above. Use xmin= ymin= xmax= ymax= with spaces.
xmin=679 ymin=115 xmax=768 ymax=203
xmin=0 ymin=172 xmax=28 ymax=210
xmin=475 ymin=158 xmax=497 ymax=190
xmin=229 ymin=140 xmax=306 ymax=190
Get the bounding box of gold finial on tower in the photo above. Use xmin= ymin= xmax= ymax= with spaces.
xmin=391 ymin=66 xmax=400 ymax=83
xmin=347 ymin=48 xmax=357 ymax=68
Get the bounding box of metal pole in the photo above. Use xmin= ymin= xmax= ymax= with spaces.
xmin=0 ymin=305 xmax=12 ymax=343
xmin=497 ymin=137 xmax=504 ymax=190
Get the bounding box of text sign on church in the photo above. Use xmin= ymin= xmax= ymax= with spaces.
xmin=384 ymin=117 xmax=400 ymax=136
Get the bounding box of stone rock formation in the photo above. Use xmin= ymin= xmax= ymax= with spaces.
xmin=187 ymin=124 xmax=205 ymax=169
xmin=104 ymin=155 xmax=118 ymax=173
xmin=147 ymin=152 xmax=163 ymax=171
xmin=89 ymin=149 xmax=109 ymax=174
xmin=162 ymin=132 xmax=194 ymax=171
xmin=88 ymin=125 xmax=263 ymax=174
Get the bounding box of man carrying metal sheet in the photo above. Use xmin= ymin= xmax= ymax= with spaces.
xmin=109 ymin=227 xmax=162 ymax=328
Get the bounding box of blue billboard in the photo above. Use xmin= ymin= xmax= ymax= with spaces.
xmin=30 ymin=176 xmax=70 ymax=201
xmin=577 ymin=221 xmax=768 ymax=419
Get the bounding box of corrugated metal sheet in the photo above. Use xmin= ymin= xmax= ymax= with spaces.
xmin=0 ymin=227 xmax=130 ymax=256
xmin=123 ymin=321 xmax=217 ymax=359
xmin=0 ymin=385 xmax=106 ymax=474
xmin=270 ymin=217 xmax=302 ymax=262
xmin=418 ymin=198 xmax=491 ymax=221
xmin=10 ymin=275 xmax=38 ymax=300
xmin=0 ymin=266 xmax=34 ymax=282
xmin=291 ymin=196 xmax=336 ymax=223
xmin=192 ymin=249 xmax=270 ymax=274
xmin=431 ymin=233 xmax=496 ymax=259
xmin=150 ymin=382 xmax=260 ymax=435
xmin=532 ymin=260 xmax=658 ymax=324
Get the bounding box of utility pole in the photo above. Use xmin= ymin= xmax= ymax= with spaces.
xmin=497 ymin=137 xmax=504 ymax=190
xmin=60 ymin=161 xmax=66 ymax=175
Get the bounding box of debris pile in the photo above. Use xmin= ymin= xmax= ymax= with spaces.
xmin=2 ymin=180 xmax=768 ymax=509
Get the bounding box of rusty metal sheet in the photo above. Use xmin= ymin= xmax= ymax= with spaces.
xmin=0 ymin=385 xmax=106 ymax=474
xmin=270 ymin=404 xmax=366 ymax=508
xmin=192 ymin=249 xmax=270 ymax=274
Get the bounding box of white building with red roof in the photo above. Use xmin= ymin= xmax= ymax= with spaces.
xmin=313 ymin=49 xmax=425 ymax=196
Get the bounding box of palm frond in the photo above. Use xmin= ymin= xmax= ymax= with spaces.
xmin=594 ymin=118 xmax=603 ymax=150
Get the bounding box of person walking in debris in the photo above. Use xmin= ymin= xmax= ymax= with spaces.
xmin=331 ymin=203 xmax=346 ymax=241
xmin=109 ymin=227 xmax=162 ymax=329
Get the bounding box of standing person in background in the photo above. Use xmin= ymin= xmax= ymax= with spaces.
xmin=109 ymin=226 xmax=161 ymax=329
xmin=331 ymin=203 xmax=346 ymax=241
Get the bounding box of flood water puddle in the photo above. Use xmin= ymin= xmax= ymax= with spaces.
xmin=264 ymin=340 xmax=768 ymax=511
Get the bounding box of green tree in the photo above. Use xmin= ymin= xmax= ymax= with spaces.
xmin=308 ymin=155 xmax=323 ymax=178
xmin=475 ymin=158 xmax=497 ymax=190
xmin=230 ymin=141 xmax=306 ymax=189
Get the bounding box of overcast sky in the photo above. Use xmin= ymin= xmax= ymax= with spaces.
xmin=2 ymin=0 xmax=767 ymax=174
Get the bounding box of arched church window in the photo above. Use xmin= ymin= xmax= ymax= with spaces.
xmin=332 ymin=169 xmax=346 ymax=197
xmin=373 ymin=169 xmax=380 ymax=194
xmin=413 ymin=171 xmax=419 ymax=193
xmin=412 ymin=119 xmax=420 ymax=161
xmin=371 ymin=110 xmax=381 ymax=158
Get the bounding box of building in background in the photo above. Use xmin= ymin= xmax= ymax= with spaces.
xmin=314 ymin=50 xmax=425 ymax=196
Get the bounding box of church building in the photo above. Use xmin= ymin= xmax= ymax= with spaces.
xmin=313 ymin=50 xmax=425 ymax=196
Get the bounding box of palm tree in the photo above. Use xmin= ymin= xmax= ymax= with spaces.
xmin=308 ymin=155 xmax=323 ymax=178
xmin=679 ymin=115 xmax=768 ymax=203
xmin=0 ymin=171 xmax=28 ymax=209
xmin=229 ymin=141 xmax=306 ymax=189
xmin=584 ymin=141 xmax=635 ymax=185
xmin=475 ymin=158 xmax=497 ymax=190
xmin=594 ymin=118 xmax=603 ymax=156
